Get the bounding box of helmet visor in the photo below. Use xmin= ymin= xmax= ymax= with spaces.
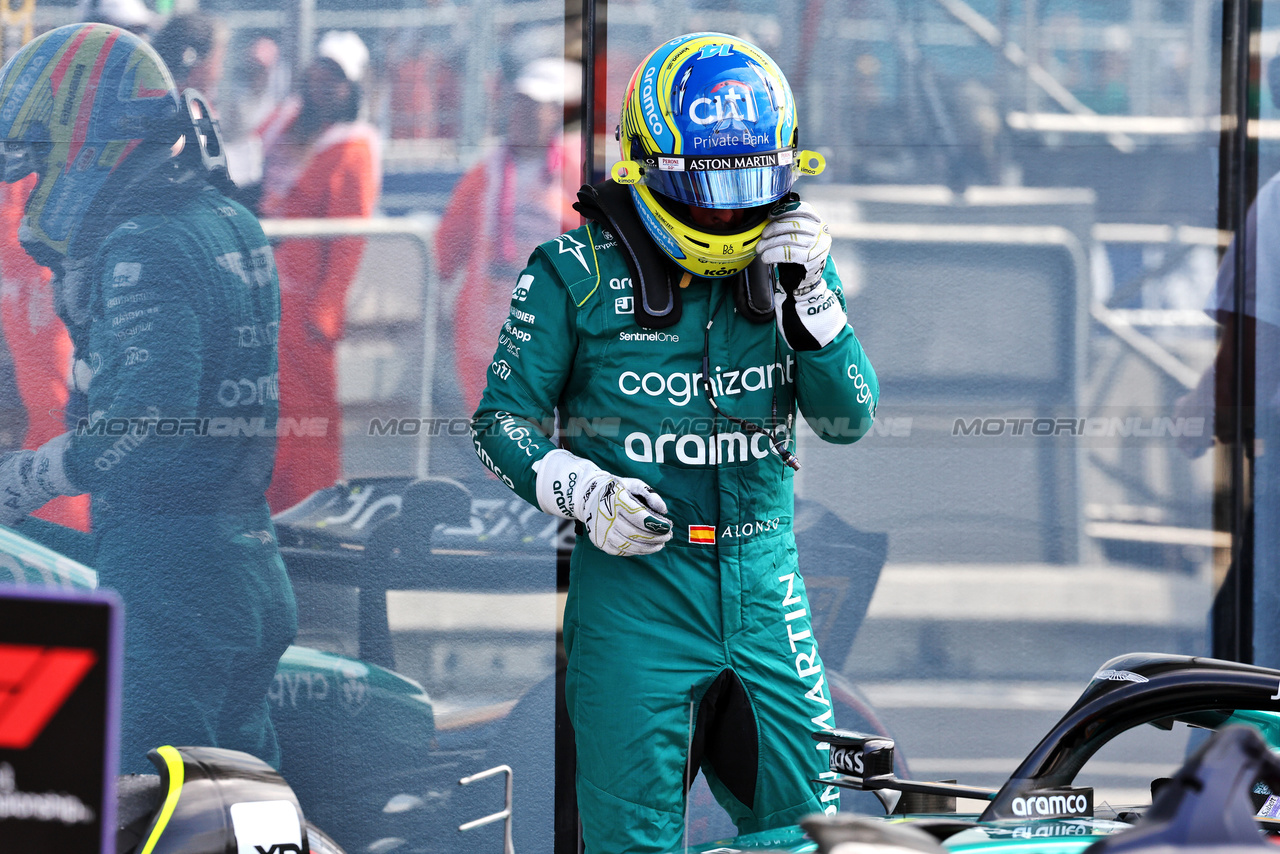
xmin=639 ymin=147 xmax=797 ymax=209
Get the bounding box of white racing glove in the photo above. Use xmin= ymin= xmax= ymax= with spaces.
xmin=0 ymin=433 xmax=75 ymax=526
xmin=756 ymin=199 xmax=847 ymax=351
xmin=533 ymin=448 xmax=673 ymax=557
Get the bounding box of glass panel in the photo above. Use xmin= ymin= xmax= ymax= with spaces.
xmin=1254 ymin=0 xmax=1280 ymax=672
xmin=0 ymin=2 xmax=570 ymax=853
xmin=600 ymin=0 xmax=1229 ymax=846
xmin=0 ymin=1 xmax=1257 ymax=852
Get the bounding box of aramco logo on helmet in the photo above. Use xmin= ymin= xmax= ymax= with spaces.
xmin=641 ymin=65 xmax=663 ymax=136
xmin=1 ymin=57 xmax=47 ymax=124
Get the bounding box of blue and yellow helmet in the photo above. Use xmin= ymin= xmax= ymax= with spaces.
xmin=0 ymin=23 xmax=180 ymax=261
xmin=614 ymin=32 xmax=825 ymax=278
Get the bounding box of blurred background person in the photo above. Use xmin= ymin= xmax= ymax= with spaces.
xmin=222 ymin=37 xmax=289 ymax=187
xmin=436 ymin=55 xmax=581 ymax=413
xmin=152 ymin=13 xmax=228 ymax=99
xmin=251 ymin=30 xmax=382 ymax=512
xmin=385 ymin=28 xmax=459 ymax=142
xmin=75 ymin=0 xmax=156 ymax=36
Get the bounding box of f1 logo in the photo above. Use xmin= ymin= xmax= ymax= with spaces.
xmin=0 ymin=644 xmax=97 ymax=749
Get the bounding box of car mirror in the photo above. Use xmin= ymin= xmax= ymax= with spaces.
xmin=815 ymin=729 xmax=897 ymax=787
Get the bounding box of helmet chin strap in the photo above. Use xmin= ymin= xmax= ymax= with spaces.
xmin=574 ymin=179 xmax=683 ymax=329
xmin=573 ymin=179 xmax=778 ymax=329
xmin=52 ymin=257 xmax=94 ymax=327
xmin=735 ymin=257 xmax=777 ymax=323
xmin=16 ymin=217 xmax=63 ymax=273
xmin=16 ymin=217 xmax=92 ymax=326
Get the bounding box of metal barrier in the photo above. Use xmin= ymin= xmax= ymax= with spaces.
xmin=873 ymin=219 xmax=1212 ymax=395
xmin=827 ymin=220 xmax=1090 ymax=563
xmin=458 ymin=765 xmax=515 ymax=854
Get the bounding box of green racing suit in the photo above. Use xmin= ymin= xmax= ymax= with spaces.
xmin=21 ymin=183 xmax=297 ymax=774
xmin=471 ymin=219 xmax=879 ymax=852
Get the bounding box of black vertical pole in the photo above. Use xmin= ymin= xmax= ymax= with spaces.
xmin=582 ymin=0 xmax=608 ymax=185
xmin=581 ymin=0 xmax=595 ymax=188
xmin=557 ymin=10 xmax=602 ymax=852
xmin=1214 ymin=0 xmax=1259 ymax=662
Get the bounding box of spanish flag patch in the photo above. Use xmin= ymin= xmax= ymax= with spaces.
xmin=688 ymin=525 xmax=716 ymax=545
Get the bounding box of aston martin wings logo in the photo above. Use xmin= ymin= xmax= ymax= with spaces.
xmin=556 ymin=233 xmax=591 ymax=273
xmin=1092 ymin=669 xmax=1149 ymax=684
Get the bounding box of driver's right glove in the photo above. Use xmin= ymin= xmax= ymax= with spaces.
xmin=757 ymin=199 xmax=845 ymax=352
xmin=0 ymin=433 xmax=74 ymax=527
xmin=534 ymin=448 xmax=673 ymax=557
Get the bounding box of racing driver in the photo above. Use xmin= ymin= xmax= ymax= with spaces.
xmin=0 ymin=24 xmax=296 ymax=773
xmin=470 ymin=32 xmax=879 ymax=852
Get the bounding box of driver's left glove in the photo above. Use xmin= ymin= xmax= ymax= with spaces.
xmin=0 ymin=433 xmax=75 ymax=526
xmin=757 ymin=199 xmax=846 ymax=351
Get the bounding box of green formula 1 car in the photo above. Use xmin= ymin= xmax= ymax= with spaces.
xmin=672 ymin=652 xmax=1280 ymax=854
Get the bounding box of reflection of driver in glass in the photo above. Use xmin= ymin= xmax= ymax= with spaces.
xmin=471 ymin=33 xmax=879 ymax=852
xmin=0 ymin=24 xmax=296 ymax=773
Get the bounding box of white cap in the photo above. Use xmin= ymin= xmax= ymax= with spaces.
xmin=317 ymin=30 xmax=369 ymax=84
xmin=76 ymin=0 xmax=158 ymax=31
xmin=515 ymin=57 xmax=582 ymax=107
